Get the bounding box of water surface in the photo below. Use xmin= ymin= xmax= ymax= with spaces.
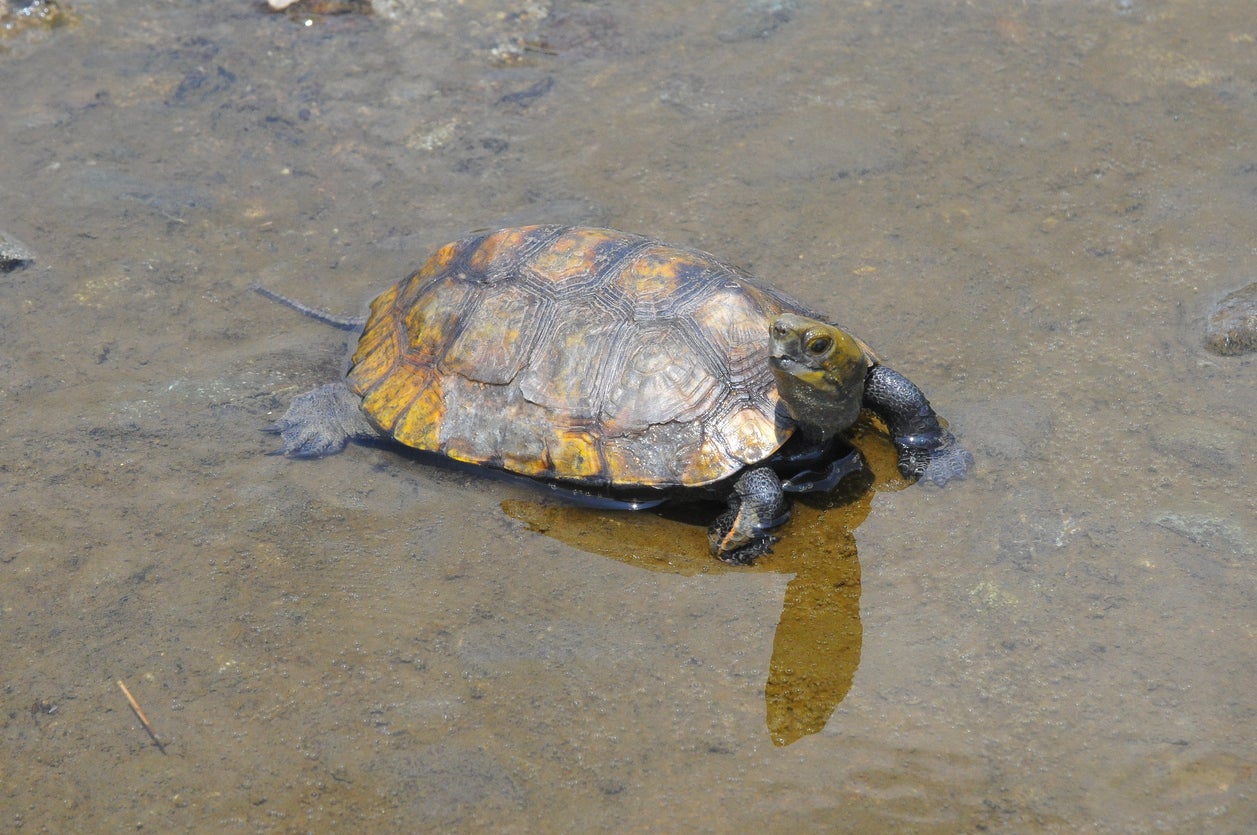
xmin=2 ymin=0 xmax=1255 ymax=830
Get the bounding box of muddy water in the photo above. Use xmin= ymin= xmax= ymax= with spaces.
xmin=2 ymin=0 xmax=1255 ymax=830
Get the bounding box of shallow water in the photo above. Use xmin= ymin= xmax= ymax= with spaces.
xmin=3 ymin=0 xmax=1255 ymax=830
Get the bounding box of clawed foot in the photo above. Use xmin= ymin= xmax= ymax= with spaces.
xmin=896 ymin=432 xmax=974 ymax=485
xmin=264 ymin=382 xmax=372 ymax=458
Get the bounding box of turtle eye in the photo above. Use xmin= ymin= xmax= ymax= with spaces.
xmin=805 ymin=334 xmax=833 ymax=356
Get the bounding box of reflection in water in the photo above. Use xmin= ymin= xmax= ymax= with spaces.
xmin=502 ymin=419 xmax=908 ymax=745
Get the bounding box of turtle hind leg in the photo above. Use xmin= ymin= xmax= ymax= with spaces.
xmin=264 ymin=381 xmax=377 ymax=458
xmin=863 ymin=365 xmax=973 ymax=484
xmin=708 ymin=467 xmax=789 ymax=565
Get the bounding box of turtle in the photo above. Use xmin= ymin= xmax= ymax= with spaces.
xmin=262 ymin=225 xmax=972 ymax=563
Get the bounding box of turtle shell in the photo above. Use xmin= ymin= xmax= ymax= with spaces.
xmin=346 ymin=225 xmax=841 ymax=489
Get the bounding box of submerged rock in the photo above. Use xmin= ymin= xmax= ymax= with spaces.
xmin=1154 ymin=511 xmax=1253 ymax=566
xmin=266 ymin=0 xmax=372 ymax=14
xmin=0 ymin=1 xmax=75 ymax=38
xmin=0 ymin=230 xmax=34 ymax=272
xmin=1204 ymin=282 xmax=1257 ymax=356
xmin=717 ymin=0 xmax=800 ymax=43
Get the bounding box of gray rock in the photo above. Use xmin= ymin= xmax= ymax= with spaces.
xmin=1154 ymin=512 xmax=1254 ymax=564
xmin=1204 ymin=282 xmax=1257 ymax=355
xmin=0 ymin=230 xmax=34 ymax=272
xmin=717 ymin=0 xmax=800 ymax=42
xmin=1149 ymin=420 xmax=1247 ymax=472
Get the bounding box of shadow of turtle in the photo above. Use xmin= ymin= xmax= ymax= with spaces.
xmin=502 ymin=417 xmax=910 ymax=746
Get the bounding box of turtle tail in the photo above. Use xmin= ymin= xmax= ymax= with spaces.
xmin=253 ymin=285 xmax=368 ymax=332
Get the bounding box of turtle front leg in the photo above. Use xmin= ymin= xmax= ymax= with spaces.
xmin=781 ymin=447 xmax=864 ymax=494
xmin=264 ymin=381 xmax=378 ymax=458
xmin=863 ymin=365 xmax=973 ymax=484
xmin=708 ymin=468 xmax=789 ymax=565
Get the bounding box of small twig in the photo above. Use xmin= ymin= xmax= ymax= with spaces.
xmin=117 ymin=679 xmax=167 ymax=754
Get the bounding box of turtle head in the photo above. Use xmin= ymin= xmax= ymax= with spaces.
xmin=769 ymin=313 xmax=870 ymax=444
